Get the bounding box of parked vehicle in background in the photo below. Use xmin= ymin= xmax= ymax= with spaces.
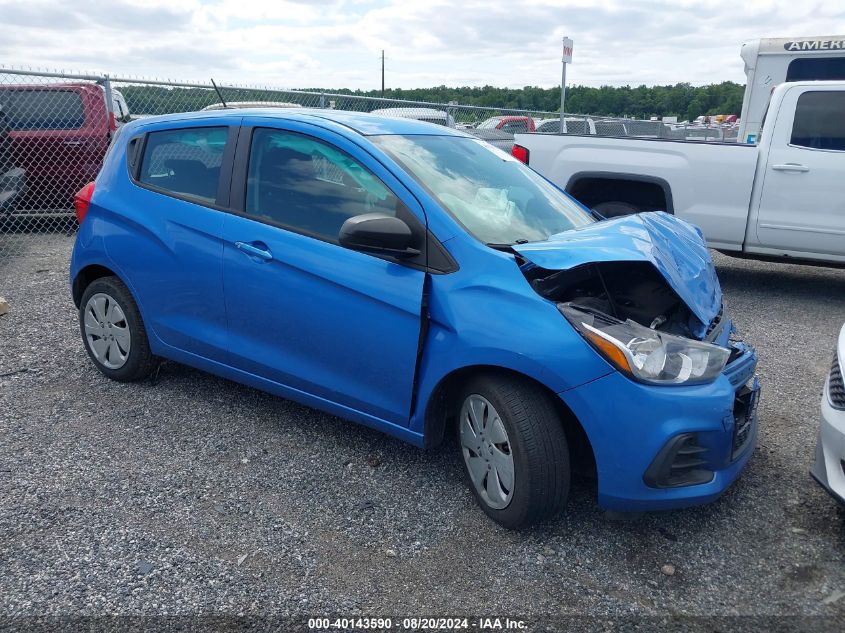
xmin=202 ymin=101 xmax=302 ymax=111
xmin=739 ymin=35 xmax=845 ymax=143
xmin=370 ymin=107 xmax=455 ymax=127
xmin=623 ymin=119 xmax=670 ymax=138
xmin=535 ymin=117 xmax=597 ymax=135
xmin=515 ymin=81 xmax=845 ymax=265
xmin=70 ymin=109 xmax=759 ymax=529
xmin=0 ymin=83 xmax=127 ymax=212
xmin=811 ymin=323 xmax=845 ymax=506
xmin=477 ymin=115 xmax=535 ymax=133
xmin=0 ymin=106 xmax=25 ymax=213
xmin=465 ymin=127 xmax=515 ymax=152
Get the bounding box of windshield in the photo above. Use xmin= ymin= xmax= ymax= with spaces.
xmin=372 ymin=135 xmax=593 ymax=245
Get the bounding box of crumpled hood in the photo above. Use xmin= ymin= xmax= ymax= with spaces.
xmin=513 ymin=212 xmax=722 ymax=328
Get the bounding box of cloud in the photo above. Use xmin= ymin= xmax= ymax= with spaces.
xmin=1 ymin=0 xmax=843 ymax=89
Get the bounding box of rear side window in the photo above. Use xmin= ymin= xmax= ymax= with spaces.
xmin=0 ymin=89 xmax=84 ymax=130
xmin=245 ymin=128 xmax=398 ymax=242
xmin=139 ymin=127 xmax=227 ymax=203
xmin=566 ymin=120 xmax=590 ymax=135
xmin=501 ymin=120 xmax=528 ymax=133
xmin=791 ymin=91 xmax=845 ymax=151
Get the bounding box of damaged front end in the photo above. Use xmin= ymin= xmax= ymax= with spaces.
xmin=514 ymin=212 xmax=736 ymax=386
xmin=503 ymin=213 xmax=760 ymax=504
xmin=523 ymin=261 xmax=731 ymax=385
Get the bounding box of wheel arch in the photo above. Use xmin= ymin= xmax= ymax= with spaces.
xmin=423 ymin=364 xmax=597 ymax=476
xmin=565 ymin=171 xmax=674 ymax=214
xmin=72 ymin=264 xmax=122 ymax=308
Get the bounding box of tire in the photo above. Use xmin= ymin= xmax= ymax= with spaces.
xmin=78 ymin=276 xmax=157 ymax=382
xmin=592 ymin=200 xmax=640 ymax=218
xmin=456 ymin=373 xmax=570 ymax=529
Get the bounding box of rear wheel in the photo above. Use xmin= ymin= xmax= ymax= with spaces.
xmin=457 ymin=374 xmax=570 ymax=529
xmin=79 ymin=276 xmax=157 ymax=382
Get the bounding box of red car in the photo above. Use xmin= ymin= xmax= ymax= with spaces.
xmin=476 ymin=115 xmax=536 ymax=133
xmin=0 ymin=83 xmax=129 ymax=212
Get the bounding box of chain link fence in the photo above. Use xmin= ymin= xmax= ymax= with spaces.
xmin=0 ymin=66 xmax=740 ymax=262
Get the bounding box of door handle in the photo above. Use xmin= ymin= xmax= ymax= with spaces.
xmin=62 ymin=140 xmax=84 ymax=146
xmin=235 ymin=241 xmax=273 ymax=261
xmin=771 ymin=163 xmax=809 ymax=172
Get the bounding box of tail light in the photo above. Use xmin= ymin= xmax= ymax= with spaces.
xmin=511 ymin=144 xmax=529 ymax=164
xmin=74 ymin=182 xmax=95 ymax=223
xmin=108 ymin=111 xmax=117 ymax=132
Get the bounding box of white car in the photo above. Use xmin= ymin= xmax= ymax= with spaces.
xmin=811 ymin=323 xmax=845 ymax=505
xmin=370 ymin=107 xmax=455 ymax=128
xmin=201 ymin=101 xmax=303 ymax=111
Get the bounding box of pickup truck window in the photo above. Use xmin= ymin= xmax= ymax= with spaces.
xmin=373 ymin=134 xmax=593 ymax=245
xmin=791 ymin=91 xmax=845 ymax=151
xmin=0 ymin=89 xmax=84 ymax=130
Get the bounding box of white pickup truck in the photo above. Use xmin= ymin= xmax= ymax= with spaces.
xmin=514 ymin=81 xmax=845 ymax=265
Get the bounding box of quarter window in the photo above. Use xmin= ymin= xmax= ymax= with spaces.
xmin=139 ymin=127 xmax=228 ymax=203
xmin=791 ymin=91 xmax=845 ymax=151
xmin=245 ymin=128 xmax=399 ymax=242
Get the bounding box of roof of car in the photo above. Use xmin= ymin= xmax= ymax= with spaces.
xmin=129 ymin=107 xmax=470 ymax=137
xmin=488 ymin=115 xmax=532 ymax=122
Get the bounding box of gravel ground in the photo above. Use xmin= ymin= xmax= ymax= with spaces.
xmin=1 ymin=235 xmax=844 ymax=623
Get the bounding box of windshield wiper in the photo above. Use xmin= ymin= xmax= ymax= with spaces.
xmin=486 ymin=238 xmax=536 ymax=252
xmin=486 ymin=242 xmax=517 ymax=253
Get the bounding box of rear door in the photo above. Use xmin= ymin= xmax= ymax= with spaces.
xmin=755 ymin=86 xmax=845 ymax=257
xmin=105 ymin=122 xmax=238 ymax=362
xmin=221 ymin=119 xmax=426 ymax=425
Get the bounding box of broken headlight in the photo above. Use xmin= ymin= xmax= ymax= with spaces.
xmin=559 ymin=303 xmax=730 ymax=385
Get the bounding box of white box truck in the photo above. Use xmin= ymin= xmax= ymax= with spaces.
xmin=739 ymin=36 xmax=845 ymax=144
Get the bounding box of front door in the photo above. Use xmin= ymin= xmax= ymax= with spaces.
xmin=222 ymin=123 xmax=426 ymax=425
xmin=755 ymin=86 xmax=845 ymax=257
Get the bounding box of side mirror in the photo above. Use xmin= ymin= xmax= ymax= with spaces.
xmin=339 ymin=213 xmax=421 ymax=258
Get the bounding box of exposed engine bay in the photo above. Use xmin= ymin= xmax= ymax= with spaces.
xmin=522 ymin=260 xmax=708 ymax=340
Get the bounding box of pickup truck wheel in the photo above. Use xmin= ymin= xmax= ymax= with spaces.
xmin=457 ymin=374 xmax=570 ymax=529
xmin=592 ymin=200 xmax=640 ymax=218
xmin=79 ymin=276 xmax=157 ymax=382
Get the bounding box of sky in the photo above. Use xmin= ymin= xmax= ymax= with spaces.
xmin=1 ymin=0 xmax=844 ymax=90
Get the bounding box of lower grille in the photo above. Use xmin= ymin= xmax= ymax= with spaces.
xmin=829 ymin=353 xmax=845 ymax=410
xmin=732 ymin=383 xmax=758 ymax=459
xmin=644 ymin=433 xmax=713 ymax=488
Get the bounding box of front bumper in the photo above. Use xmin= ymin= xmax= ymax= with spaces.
xmin=810 ymin=376 xmax=845 ymax=506
xmin=560 ymin=341 xmax=759 ymax=512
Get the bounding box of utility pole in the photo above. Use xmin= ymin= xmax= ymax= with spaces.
xmin=381 ymin=50 xmax=385 ymax=97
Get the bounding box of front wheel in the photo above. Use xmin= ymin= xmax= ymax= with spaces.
xmin=457 ymin=374 xmax=570 ymax=529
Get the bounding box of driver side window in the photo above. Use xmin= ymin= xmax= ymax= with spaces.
xmin=245 ymin=128 xmax=399 ymax=241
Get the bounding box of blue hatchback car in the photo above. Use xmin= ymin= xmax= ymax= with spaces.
xmin=70 ymin=109 xmax=760 ymax=528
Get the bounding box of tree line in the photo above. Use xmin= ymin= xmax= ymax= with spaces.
xmin=363 ymin=82 xmax=745 ymax=120
xmin=121 ymin=81 xmax=745 ymax=121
